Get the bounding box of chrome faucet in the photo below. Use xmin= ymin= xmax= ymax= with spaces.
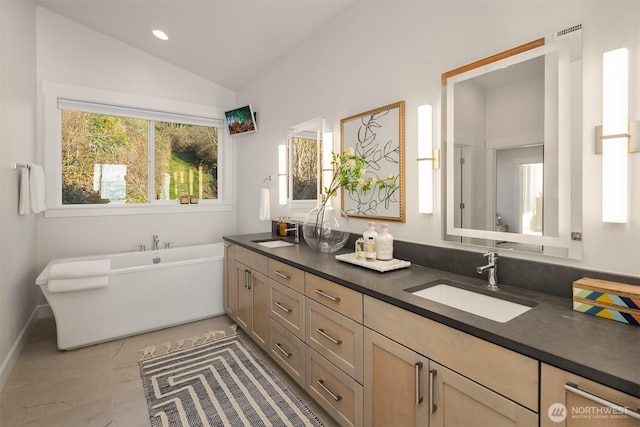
xmin=152 ymin=235 xmax=160 ymax=251
xmin=477 ymin=251 xmax=499 ymax=290
xmin=284 ymin=223 xmax=300 ymax=243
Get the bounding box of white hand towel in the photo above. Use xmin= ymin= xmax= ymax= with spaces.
xmin=47 ymin=275 xmax=109 ymax=293
xmin=49 ymin=259 xmax=111 ymax=280
xmin=259 ymin=187 xmax=271 ymax=221
xmin=18 ymin=168 xmax=30 ymax=215
xmin=29 ymin=164 xmax=46 ymax=213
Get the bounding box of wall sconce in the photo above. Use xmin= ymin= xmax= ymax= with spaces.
xmin=321 ymin=131 xmax=334 ymax=199
xmin=596 ymin=47 xmax=638 ymax=223
xmin=278 ymin=144 xmax=287 ymax=205
xmin=417 ymin=104 xmax=440 ymax=214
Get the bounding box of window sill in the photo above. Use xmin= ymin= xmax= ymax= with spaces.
xmin=43 ymin=202 xmax=233 ymax=218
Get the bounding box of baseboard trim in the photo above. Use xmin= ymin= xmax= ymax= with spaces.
xmin=0 ymin=304 xmax=52 ymax=392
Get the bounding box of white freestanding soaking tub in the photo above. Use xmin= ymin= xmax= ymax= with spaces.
xmin=36 ymin=242 xmax=224 ymax=350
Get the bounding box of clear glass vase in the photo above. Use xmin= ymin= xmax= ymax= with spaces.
xmin=302 ymin=204 xmax=349 ymax=253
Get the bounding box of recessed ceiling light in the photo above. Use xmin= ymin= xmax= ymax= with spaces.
xmin=152 ymin=30 xmax=169 ymax=41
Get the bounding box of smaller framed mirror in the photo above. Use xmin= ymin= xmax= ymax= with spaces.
xmin=286 ymin=117 xmax=324 ymax=215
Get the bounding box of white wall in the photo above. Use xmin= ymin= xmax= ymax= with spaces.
xmin=237 ymin=1 xmax=640 ymax=277
xmin=35 ymin=7 xmax=239 ymax=268
xmin=0 ymin=1 xmax=38 ymax=386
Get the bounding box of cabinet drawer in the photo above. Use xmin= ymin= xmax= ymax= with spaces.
xmin=306 ymin=299 xmax=363 ymax=383
xmin=364 ymin=295 xmax=539 ymax=412
xmin=235 ymin=246 xmax=268 ymax=274
xmin=268 ymin=259 xmax=305 ymax=293
xmin=268 ymin=318 xmax=305 ymax=388
xmin=305 ymin=273 xmax=363 ymax=322
xmin=269 ymin=279 xmax=305 ymax=340
xmin=306 ymin=347 xmax=363 ymax=427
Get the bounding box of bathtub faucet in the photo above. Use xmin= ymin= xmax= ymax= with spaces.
xmin=152 ymin=235 xmax=160 ymax=250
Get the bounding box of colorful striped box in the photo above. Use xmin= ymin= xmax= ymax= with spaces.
xmin=573 ymin=277 xmax=640 ymax=326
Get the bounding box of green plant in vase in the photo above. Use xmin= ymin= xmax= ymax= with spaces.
xmin=303 ymin=148 xmax=396 ymax=253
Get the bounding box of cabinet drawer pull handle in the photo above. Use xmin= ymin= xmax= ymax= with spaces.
xmin=317 ymin=328 xmax=342 ymax=345
xmin=247 ymin=270 xmax=252 ymax=290
xmin=275 ymin=343 xmax=292 ymax=358
xmin=565 ymin=383 xmax=640 ymax=420
xmin=275 ymin=302 xmax=292 ymax=313
xmin=429 ymin=369 xmax=437 ymax=414
xmin=244 ymin=270 xmax=249 ymax=289
xmin=415 ymin=362 xmax=424 ymax=405
xmin=315 ymin=289 xmax=340 ymax=302
xmin=273 ymin=270 xmax=290 ymax=279
xmin=317 ymin=379 xmax=342 ymax=402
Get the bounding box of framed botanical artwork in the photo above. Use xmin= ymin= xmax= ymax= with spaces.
xmin=340 ymin=101 xmax=405 ymax=222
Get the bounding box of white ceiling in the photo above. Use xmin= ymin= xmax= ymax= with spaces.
xmin=35 ymin=0 xmax=356 ymax=92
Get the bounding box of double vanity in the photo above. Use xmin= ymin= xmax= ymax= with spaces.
xmin=223 ymin=232 xmax=639 ymax=426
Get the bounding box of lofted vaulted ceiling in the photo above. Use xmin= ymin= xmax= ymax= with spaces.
xmin=36 ymin=0 xmax=356 ymax=92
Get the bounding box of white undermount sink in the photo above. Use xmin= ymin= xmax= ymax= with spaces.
xmin=410 ymin=284 xmax=533 ymax=323
xmin=254 ymin=239 xmax=295 ymax=248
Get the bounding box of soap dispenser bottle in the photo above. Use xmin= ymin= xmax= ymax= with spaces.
xmin=363 ymin=222 xmax=378 ymax=262
xmin=376 ymin=223 xmax=393 ymax=261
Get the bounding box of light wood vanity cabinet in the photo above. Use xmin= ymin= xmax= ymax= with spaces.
xmin=540 ymin=363 xmax=640 ymax=427
xmin=364 ymin=295 xmax=539 ymax=427
xmin=234 ymin=246 xmax=269 ymax=351
xmin=224 ymin=244 xmax=637 ymax=427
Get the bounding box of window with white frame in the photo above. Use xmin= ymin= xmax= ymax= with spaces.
xmin=56 ymin=98 xmax=223 ymax=206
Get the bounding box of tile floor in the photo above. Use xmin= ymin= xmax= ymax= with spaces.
xmin=0 ymin=315 xmax=338 ymax=427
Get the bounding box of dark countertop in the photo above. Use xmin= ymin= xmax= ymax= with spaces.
xmin=224 ymin=232 xmax=640 ymax=398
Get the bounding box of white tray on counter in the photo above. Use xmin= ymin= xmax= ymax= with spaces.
xmin=335 ymin=252 xmax=411 ymax=272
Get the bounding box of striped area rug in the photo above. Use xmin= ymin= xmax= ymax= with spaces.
xmin=139 ymin=335 xmax=323 ymax=427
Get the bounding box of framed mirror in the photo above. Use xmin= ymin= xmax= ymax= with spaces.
xmin=442 ymin=25 xmax=582 ymax=257
xmin=285 ymin=116 xmax=324 ymax=215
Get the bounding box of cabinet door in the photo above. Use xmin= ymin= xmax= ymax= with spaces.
xmin=250 ymin=269 xmax=269 ymax=351
xmin=363 ymin=328 xmax=430 ymax=427
xmin=235 ymin=261 xmax=252 ymax=332
xmin=430 ymin=361 xmax=537 ymax=427
xmin=223 ymin=243 xmax=237 ymax=320
xmin=541 ymin=363 xmax=640 ymax=427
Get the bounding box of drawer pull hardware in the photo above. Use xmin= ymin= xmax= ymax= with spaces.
xmin=429 ymin=369 xmax=437 ymax=414
xmin=315 ymin=289 xmax=340 ymax=302
xmin=275 ymin=302 xmax=292 ymax=313
xmin=275 ymin=343 xmax=292 ymax=358
xmin=415 ymin=362 xmax=424 ymax=405
xmin=273 ymin=270 xmax=290 ymax=279
xmin=246 ymin=270 xmax=252 ymax=290
xmin=317 ymin=328 xmax=342 ymax=345
xmin=244 ymin=270 xmax=249 ymax=289
xmin=565 ymin=383 xmax=640 ymax=421
xmin=317 ymin=379 xmax=342 ymax=402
